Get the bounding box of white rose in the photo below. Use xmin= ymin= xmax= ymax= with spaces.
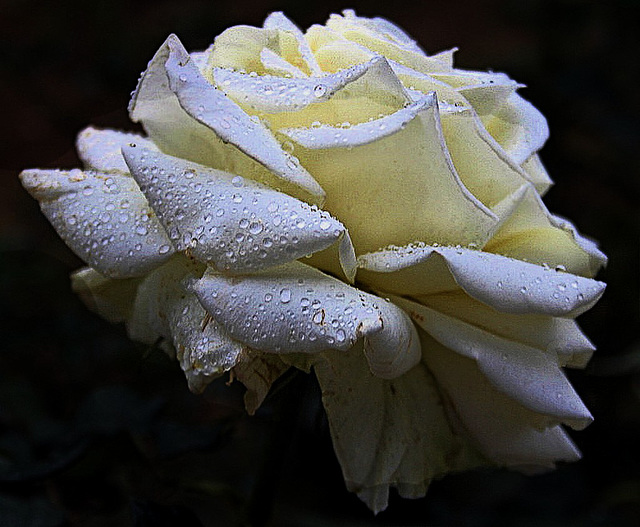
xmin=20 ymin=10 xmax=606 ymax=513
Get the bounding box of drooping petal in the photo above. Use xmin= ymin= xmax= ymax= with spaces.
xmin=76 ymin=127 xmax=159 ymax=174
xmin=70 ymin=267 xmax=142 ymax=323
xmin=20 ymin=168 xmax=174 ymax=277
xmin=481 ymin=92 xmax=549 ymax=165
xmin=394 ymin=296 xmax=592 ymax=429
xmin=280 ymin=92 xmax=498 ymax=255
xmin=193 ymin=260 xmax=419 ymax=378
xmin=129 ymin=34 xmax=325 ymax=203
xmin=358 ymin=244 xmax=605 ymax=316
xmin=310 ymin=344 xmax=483 ymax=513
xmin=127 ymin=257 xmax=244 ymax=392
xmin=421 ymin=330 xmax=583 ymax=469
xmin=486 ymin=184 xmax=605 ymax=277
xmin=122 ymin=146 xmax=347 ymax=274
xmin=412 ymin=290 xmax=596 ymax=369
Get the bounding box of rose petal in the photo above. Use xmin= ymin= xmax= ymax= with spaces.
xmin=278 ymin=92 xmax=498 ymax=255
xmin=263 ymin=11 xmax=323 ymax=75
xmin=76 ymin=127 xmax=158 ymax=173
xmin=212 ymin=60 xmax=369 ymax=113
xmin=486 ymin=184 xmax=606 ymax=276
xmin=129 ymin=34 xmax=325 ymax=203
xmin=310 ymin=344 xmax=483 ymax=513
xmin=20 ymin=168 xmax=174 ymax=277
xmin=421 ymin=330 xmax=583 ymax=468
xmin=521 ymin=153 xmax=553 ymax=195
xmin=127 ymin=258 xmax=244 ymax=393
xmin=358 ymin=244 xmax=605 ymax=316
xmin=193 ymin=260 xmax=419 ymax=378
xmin=412 ymin=290 xmax=596 ymax=369
xmin=260 ymin=47 xmax=306 ymax=78
xmin=70 ymin=267 xmax=141 ymax=323
xmin=232 ymin=351 xmax=290 ymax=414
xmin=481 ymin=92 xmax=549 ymax=165
xmin=457 ymin=80 xmax=523 ymax=116
xmin=122 ymin=146 xmax=347 ymax=274
xmin=394 ymin=296 xmax=592 ymax=429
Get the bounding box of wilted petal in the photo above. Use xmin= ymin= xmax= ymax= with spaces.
xmin=194 ymin=261 xmax=418 ymax=378
xmin=129 ymin=34 xmax=325 ymax=202
xmin=20 ymin=168 xmax=174 ymax=277
xmin=481 ymin=92 xmax=549 ymax=165
xmin=76 ymin=127 xmax=158 ymax=173
xmin=311 ymin=344 xmax=483 ymax=513
xmin=421 ymin=330 xmax=583 ymax=469
xmin=232 ymin=351 xmax=290 ymax=414
xmin=395 ymin=296 xmax=592 ymax=429
xmin=358 ymin=244 xmax=605 ymax=316
xmin=71 ymin=267 xmax=141 ymax=323
xmin=128 ymin=258 xmax=244 ymax=392
xmin=122 ymin=146 xmax=347 ymax=274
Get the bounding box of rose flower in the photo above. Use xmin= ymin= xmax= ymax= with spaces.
xmin=20 ymin=10 xmax=606 ymax=512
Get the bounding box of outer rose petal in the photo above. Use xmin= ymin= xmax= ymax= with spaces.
xmin=232 ymin=351 xmax=290 ymax=415
xmin=19 ymin=168 xmax=174 ymax=278
xmin=122 ymin=146 xmax=352 ymax=276
xmin=309 ymin=344 xmax=484 ymax=513
xmin=127 ymin=258 xmax=244 ymax=392
xmin=358 ymin=244 xmax=605 ymax=316
xmin=393 ymin=296 xmax=592 ymax=429
xmin=193 ymin=260 xmax=420 ymax=378
xmin=76 ymin=127 xmax=158 ymax=173
xmin=129 ymin=34 xmax=325 ymax=203
xmin=521 ymin=153 xmax=554 ymax=195
xmin=413 ymin=290 xmax=596 ymax=369
xmin=421 ymin=330 xmax=583 ymax=469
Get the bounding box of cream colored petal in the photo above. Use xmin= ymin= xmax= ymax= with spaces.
xmin=439 ymin=109 xmax=530 ymax=208
xmin=421 ymin=330 xmax=583 ymax=468
xmin=122 ymin=146 xmax=346 ymax=274
xmin=70 ymin=267 xmax=142 ymax=323
xmin=128 ymin=34 xmax=324 ymax=203
xmin=76 ymin=127 xmax=158 ymax=173
xmin=481 ymin=92 xmax=549 ymax=165
xmin=282 ymin=93 xmax=497 ymax=256
xmin=394 ymin=296 xmax=592 ymax=429
xmin=358 ymin=244 xmax=605 ymax=316
xmin=263 ymin=11 xmax=323 ymax=75
xmin=212 ymin=60 xmax=369 ymax=113
xmin=127 ymin=257 xmax=244 ymax=393
xmin=457 ymin=80 xmax=523 ymax=116
xmin=232 ymin=351 xmax=290 ymax=415
xmin=486 ymin=184 xmax=605 ymax=277
xmin=260 ymin=47 xmax=306 ymax=78
xmin=413 ymin=290 xmax=595 ymax=369
xmin=193 ymin=260 xmax=418 ymax=378
xmin=326 ymin=12 xmax=452 ymax=74
xmin=521 ymin=153 xmax=554 ymax=196
xmin=20 ymin=168 xmax=174 ymax=278
xmin=311 ymin=344 xmax=483 ymax=513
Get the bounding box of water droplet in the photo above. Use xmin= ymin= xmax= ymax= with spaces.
xmin=159 ymin=244 xmax=171 ymax=254
xmin=313 ymin=84 xmax=327 ymax=98
xmin=336 ymin=329 xmax=346 ymax=342
xmin=279 ymin=288 xmax=292 ymax=303
xmin=312 ymin=310 xmax=324 ymax=324
xmin=248 ymin=222 xmax=263 ymax=235
xmin=231 ymin=176 xmax=243 ymax=187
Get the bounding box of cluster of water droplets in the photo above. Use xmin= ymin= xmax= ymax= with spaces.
xmin=194 ymin=266 xmax=382 ymax=354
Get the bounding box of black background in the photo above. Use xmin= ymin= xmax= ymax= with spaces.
xmin=1 ymin=0 xmax=639 ymax=525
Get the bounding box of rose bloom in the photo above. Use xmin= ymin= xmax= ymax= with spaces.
xmin=21 ymin=10 xmax=606 ymax=512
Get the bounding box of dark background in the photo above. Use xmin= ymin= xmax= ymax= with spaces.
xmin=1 ymin=0 xmax=639 ymax=525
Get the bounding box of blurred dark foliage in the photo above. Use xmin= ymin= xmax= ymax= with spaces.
xmin=1 ymin=0 xmax=639 ymax=525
